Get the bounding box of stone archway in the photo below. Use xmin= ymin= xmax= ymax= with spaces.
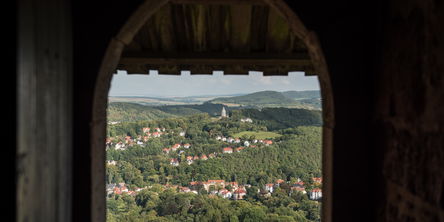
xmin=91 ymin=0 xmax=334 ymax=221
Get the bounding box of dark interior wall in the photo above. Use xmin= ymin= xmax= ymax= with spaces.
xmin=72 ymin=1 xmax=140 ymax=221
xmin=287 ymin=1 xmax=383 ymax=221
xmin=374 ymin=0 xmax=444 ymax=221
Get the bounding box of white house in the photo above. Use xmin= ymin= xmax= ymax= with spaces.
xmin=265 ymin=184 xmax=274 ymax=193
xmin=107 ymin=160 xmax=117 ymax=165
xmin=309 ymin=188 xmax=322 ymax=200
xmin=186 ymin=156 xmax=193 ymax=165
xmin=243 ymin=141 xmax=250 ymax=147
xmin=240 ymin=118 xmax=253 ymax=123
xmin=170 ymin=158 xmax=179 ymax=166
xmin=115 ymin=142 xmax=126 ymax=150
xmin=219 ymin=189 xmax=232 ymax=199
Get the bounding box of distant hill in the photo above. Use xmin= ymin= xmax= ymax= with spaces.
xmin=108 ymin=102 xmax=230 ymax=123
xmin=281 ymin=90 xmax=322 ymax=109
xmin=231 ymin=107 xmax=322 ymax=130
xmin=209 ymin=90 xmax=321 ymax=109
xmin=107 ymin=102 xmax=178 ymax=122
xmin=108 ymin=90 xmax=322 ymax=122
xmin=210 ymin=91 xmax=298 ymax=106
xmin=281 ymin=90 xmax=320 ymax=99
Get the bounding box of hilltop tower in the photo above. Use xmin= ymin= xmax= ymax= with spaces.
xmin=221 ymin=107 xmax=227 ymax=118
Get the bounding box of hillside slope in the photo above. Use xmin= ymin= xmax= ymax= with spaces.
xmin=108 ymin=102 xmax=230 ymax=123
xmin=281 ymin=90 xmax=320 ymax=99
xmin=210 ymin=91 xmax=299 ymax=106
xmin=107 ymin=102 xmax=178 ymax=122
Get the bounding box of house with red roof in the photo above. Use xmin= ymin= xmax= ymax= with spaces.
xmin=200 ymin=154 xmax=208 ymax=160
xmin=179 ymin=187 xmax=191 ymax=193
xmin=276 ymin=179 xmax=285 ymax=185
xmin=291 ymin=186 xmax=307 ymax=194
xmin=294 ymin=181 xmax=305 ymax=187
xmin=222 ymin=147 xmax=233 ymax=154
xmin=113 ymin=187 xmax=122 ymax=195
xmin=124 ymin=136 xmax=132 ymax=144
xmin=233 ymin=188 xmax=247 ymax=200
xmin=193 ymin=155 xmax=199 ymax=160
xmin=312 ymin=177 xmax=322 ymax=184
xmin=142 ymin=127 xmax=150 ymax=133
xmin=171 ymin=143 xmax=181 ymax=151
xmin=235 ymin=147 xmax=245 ymax=152
xmin=183 ymin=143 xmax=191 ymax=148
xmin=263 ymin=140 xmax=273 ymax=145
xmin=120 ymin=186 xmax=129 ymax=193
xmin=186 ymin=156 xmax=193 ymax=165
xmin=218 ymin=189 xmax=232 ymax=199
xmin=265 ymin=183 xmax=274 ymax=193
xmin=309 ymin=188 xmax=322 ymax=200
xmin=170 ymin=158 xmax=179 ymax=166
xmin=163 ymin=148 xmax=170 ymax=154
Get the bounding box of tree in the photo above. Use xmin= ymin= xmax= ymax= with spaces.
xmin=239 ymin=205 xmax=266 ymax=222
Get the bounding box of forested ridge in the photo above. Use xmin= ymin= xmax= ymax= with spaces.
xmin=106 ymin=105 xmax=322 ymax=221
xmin=210 ymin=90 xmax=321 ymax=109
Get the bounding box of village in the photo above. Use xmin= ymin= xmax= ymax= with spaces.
xmin=106 ymin=126 xmax=322 ymax=201
xmin=106 ymin=125 xmax=275 ymax=167
xmin=106 ymin=109 xmax=322 ymax=204
xmin=106 ymin=177 xmax=323 ymax=201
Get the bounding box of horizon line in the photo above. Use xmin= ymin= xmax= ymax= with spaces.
xmin=108 ymin=89 xmax=320 ymax=98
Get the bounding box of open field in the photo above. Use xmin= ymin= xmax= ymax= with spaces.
xmin=232 ymin=131 xmax=281 ymax=139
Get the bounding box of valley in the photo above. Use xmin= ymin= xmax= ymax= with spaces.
xmin=106 ymin=91 xmax=322 ymax=222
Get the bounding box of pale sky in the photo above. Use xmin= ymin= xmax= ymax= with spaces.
xmin=109 ymin=70 xmax=319 ymax=97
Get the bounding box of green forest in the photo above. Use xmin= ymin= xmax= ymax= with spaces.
xmin=210 ymin=90 xmax=321 ymax=109
xmin=106 ymin=103 xmax=323 ymax=221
